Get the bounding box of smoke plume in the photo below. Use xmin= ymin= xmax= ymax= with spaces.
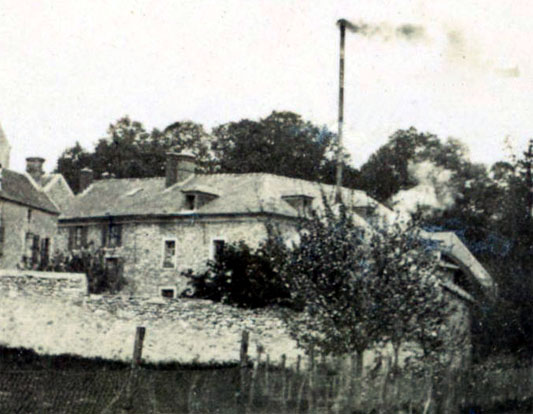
xmin=339 ymin=19 xmax=426 ymax=42
xmin=444 ymin=27 xmax=520 ymax=78
xmin=390 ymin=161 xmax=455 ymax=215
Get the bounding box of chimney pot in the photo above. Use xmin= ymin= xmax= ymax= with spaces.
xmin=26 ymin=157 xmax=45 ymax=185
xmin=165 ymin=151 xmax=196 ymax=188
xmin=79 ymin=167 xmax=94 ymax=192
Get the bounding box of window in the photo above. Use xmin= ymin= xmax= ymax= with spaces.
xmin=31 ymin=234 xmax=40 ymax=268
xmin=185 ymin=194 xmax=196 ymax=210
xmin=0 ymin=225 xmax=4 ymax=257
xmin=162 ymin=238 xmax=177 ymax=268
xmin=40 ymin=238 xmax=50 ymax=269
xmin=160 ymin=287 xmax=176 ymax=298
xmin=211 ymin=238 xmax=226 ymax=262
xmin=102 ymin=223 xmax=122 ymax=248
xmin=68 ymin=226 xmax=87 ymax=250
xmin=27 ymin=209 xmax=32 ymax=223
xmin=282 ymin=195 xmax=314 ymax=216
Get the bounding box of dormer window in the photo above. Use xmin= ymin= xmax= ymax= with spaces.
xmin=182 ymin=188 xmax=219 ymax=211
xmin=282 ymin=195 xmax=314 ymax=216
xmin=185 ymin=194 xmax=196 ymax=210
xmin=354 ymin=204 xmax=377 ymax=219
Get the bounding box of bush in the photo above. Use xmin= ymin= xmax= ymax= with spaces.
xmin=46 ymin=248 xmax=128 ymax=294
xmin=181 ymin=238 xmax=291 ymax=309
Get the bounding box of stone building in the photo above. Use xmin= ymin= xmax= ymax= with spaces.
xmin=40 ymin=172 xmax=75 ymax=214
xmin=0 ymin=127 xmax=73 ymax=270
xmin=58 ymin=152 xmax=494 ymax=302
xmin=0 ymin=162 xmax=60 ymax=270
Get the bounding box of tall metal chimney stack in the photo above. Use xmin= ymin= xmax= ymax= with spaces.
xmin=335 ymin=19 xmax=347 ymax=203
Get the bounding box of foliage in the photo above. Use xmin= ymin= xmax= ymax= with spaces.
xmin=212 ymin=110 xmax=360 ymax=187
xmin=56 ymin=112 xmax=364 ymax=192
xmin=181 ymin=237 xmax=291 ymax=309
xmin=281 ymin=201 xmax=447 ymax=366
xmin=56 ymin=116 xmax=215 ymax=193
xmin=357 ymin=127 xmax=533 ymax=360
xmin=55 ymin=142 xmax=93 ymax=194
xmin=46 ymin=248 xmax=128 ymax=294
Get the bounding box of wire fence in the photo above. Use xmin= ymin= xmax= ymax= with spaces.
xmin=0 ymin=329 xmax=532 ymax=413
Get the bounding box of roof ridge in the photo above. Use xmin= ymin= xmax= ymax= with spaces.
xmin=94 ymin=176 xmax=163 ymax=182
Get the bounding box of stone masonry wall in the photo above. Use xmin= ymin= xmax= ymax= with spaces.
xmin=0 ymin=201 xmax=58 ymax=269
xmin=0 ymin=269 xmax=87 ymax=300
xmin=58 ymin=216 xmax=298 ymax=296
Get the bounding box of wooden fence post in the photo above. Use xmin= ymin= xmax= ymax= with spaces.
xmin=238 ymin=330 xmax=249 ymax=407
xmin=308 ymin=346 xmax=316 ymax=412
xmin=123 ymin=326 xmax=146 ymax=411
xmin=132 ymin=326 xmax=146 ymax=367
xmin=264 ymin=354 xmax=270 ymax=395
xmin=281 ymin=354 xmax=287 ymax=410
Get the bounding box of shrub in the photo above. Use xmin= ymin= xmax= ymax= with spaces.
xmin=46 ymin=248 xmax=128 ymax=294
xmin=181 ymin=238 xmax=291 ymax=309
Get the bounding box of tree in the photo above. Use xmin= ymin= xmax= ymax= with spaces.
xmin=55 ymin=142 xmax=92 ymax=194
xmin=281 ymin=202 xmax=446 ymax=375
xmin=357 ymin=128 xmax=491 ymax=210
xmin=56 ymin=116 xmax=215 ymax=192
xmin=212 ymin=111 xmax=359 ymax=185
xmin=470 ymin=140 xmax=533 ymax=359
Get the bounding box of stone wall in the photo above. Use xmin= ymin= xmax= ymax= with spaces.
xmin=0 ymin=201 xmax=58 ymax=269
xmin=0 ymin=269 xmax=87 ymax=300
xmin=58 ymin=215 xmax=298 ymax=296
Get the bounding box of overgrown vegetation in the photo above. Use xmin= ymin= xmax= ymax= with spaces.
xmin=181 ymin=237 xmax=290 ymax=309
xmin=45 ymin=248 xmax=128 ymax=294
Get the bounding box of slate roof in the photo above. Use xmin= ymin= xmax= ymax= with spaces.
xmin=0 ymin=169 xmax=59 ymax=214
xmin=423 ymin=231 xmax=495 ymax=293
xmin=61 ymin=172 xmax=494 ymax=297
xmin=61 ymin=173 xmax=385 ymax=221
xmin=41 ymin=174 xmax=58 ymax=188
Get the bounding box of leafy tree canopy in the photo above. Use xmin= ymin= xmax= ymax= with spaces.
xmin=281 ymin=203 xmax=446 ymax=367
xmin=56 ymin=116 xmax=215 ymax=193
xmin=56 ymin=112 xmax=362 ymax=192
xmin=212 ymin=111 xmax=360 ymax=186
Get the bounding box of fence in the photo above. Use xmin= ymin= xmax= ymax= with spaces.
xmin=0 ymin=328 xmax=532 ymax=413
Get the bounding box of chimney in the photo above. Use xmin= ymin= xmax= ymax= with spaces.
xmin=165 ymin=151 xmax=196 ymax=187
xmin=26 ymin=157 xmax=45 ymax=185
xmin=79 ymin=167 xmax=94 ymax=192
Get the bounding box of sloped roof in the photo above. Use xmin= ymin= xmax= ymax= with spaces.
xmin=61 ymin=173 xmax=380 ymax=220
xmin=0 ymin=169 xmax=59 ymax=214
xmin=61 ymin=172 xmax=493 ymax=298
xmin=423 ymin=230 xmax=495 ymax=294
xmin=41 ymin=173 xmax=75 ymax=213
xmin=41 ymin=174 xmax=58 ymax=188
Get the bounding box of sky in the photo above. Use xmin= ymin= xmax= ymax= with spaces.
xmin=1 ymin=0 xmax=533 ymax=173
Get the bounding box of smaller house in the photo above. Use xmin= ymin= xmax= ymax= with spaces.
xmin=0 ymin=159 xmax=60 ymax=270
xmin=0 ymin=127 xmax=65 ymax=270
xmin=41 ymin=172 xmax=75 ymax=214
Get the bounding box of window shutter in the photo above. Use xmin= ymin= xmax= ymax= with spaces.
xmin=116 ymin=225 xmax=122 ymax=247
xmin=101 ymin=224 xmax=108 ymax=247
xmin=0 ymin=226 xmax=4 ymax=257
xmin=68 ymin=228 xmax=74 ymax=250
xmin=32 ymin=235 xmax=40 ymax=267
xmin=82 ymin=227 xmax=88 ymax=247
xmin=40 ymin=238 xmax=50 ymax=269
